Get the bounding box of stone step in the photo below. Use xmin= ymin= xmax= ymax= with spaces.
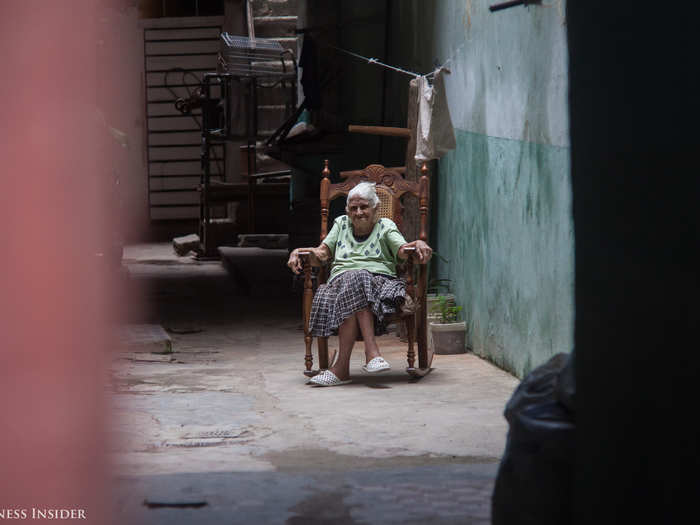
xmin=237 ymin=233 xmax=288 ymax=249
xmin=172 ymin=233 xmax=200 ymax=256
xmin=118 ymin=324 xmax=172 ymax=354
xmin=218 ymin=246 xmax=291 ymax=297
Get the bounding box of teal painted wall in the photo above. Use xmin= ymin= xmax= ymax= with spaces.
xmin=385 ymin=1 xmax=573 ymax=377
xmin=437 ymin=131 xmax=573 ymax=376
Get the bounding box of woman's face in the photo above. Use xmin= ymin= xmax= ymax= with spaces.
xmin=346 ymin=196 xmax=378 ymax=233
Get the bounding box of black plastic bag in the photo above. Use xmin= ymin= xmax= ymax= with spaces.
xmin=492 ymin=352 xmax=575 ymax=525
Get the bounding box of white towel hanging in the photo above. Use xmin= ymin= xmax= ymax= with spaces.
xmin=414 ymin=68 xmax=456 ymax=163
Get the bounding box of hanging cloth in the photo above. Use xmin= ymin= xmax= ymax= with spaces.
xmin=414 ymin=68 xmax=456 ymax=163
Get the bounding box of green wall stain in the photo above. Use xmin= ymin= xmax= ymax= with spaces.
xmin=434 ymin=129 xmax=574 ymax=378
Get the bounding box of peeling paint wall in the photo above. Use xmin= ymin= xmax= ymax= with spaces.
xmin=386 ymin=1 xmax=573 ymax=377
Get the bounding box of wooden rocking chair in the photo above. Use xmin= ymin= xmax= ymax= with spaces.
xmin=299 ymin=160 xmax=433 ymax=379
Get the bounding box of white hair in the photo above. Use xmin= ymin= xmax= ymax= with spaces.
xmin=347 ymin=182 xmax=380 ymax=208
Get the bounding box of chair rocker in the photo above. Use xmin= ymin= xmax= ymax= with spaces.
xmin=299 ymin=160 xmax=433 ymax=379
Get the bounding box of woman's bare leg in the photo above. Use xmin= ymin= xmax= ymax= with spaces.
xmin=329 ymin=313 xmax=359 ymax=380
xmin=356 ymin=309 xmax=381 ymax=363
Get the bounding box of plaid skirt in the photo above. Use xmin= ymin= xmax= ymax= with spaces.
xmin=309 ymin=270 xmax=406 ymax=337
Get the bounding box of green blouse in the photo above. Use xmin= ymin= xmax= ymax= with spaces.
xmin=322 ymin=215 xmax=407 ymax=281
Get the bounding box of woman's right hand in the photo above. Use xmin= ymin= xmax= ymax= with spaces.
xmin=287 ymin=244 xmax=330 ymax=273
xmin=287 ymin=248 xmax=304 ymax=274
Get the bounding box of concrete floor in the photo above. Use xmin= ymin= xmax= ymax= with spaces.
xmin=111 ymin=243 xmax=519 ymax=524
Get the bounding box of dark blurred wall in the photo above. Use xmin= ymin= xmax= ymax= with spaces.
xmin=568 ymin=1 xmax=699 ymax=523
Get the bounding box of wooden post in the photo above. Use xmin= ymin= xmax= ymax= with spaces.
xmin=404 ymin=253 xmax=416 ymax=368
xmin=320 ymin=159 xmax=330 ymax=241
xmin=403 ymin=78 xmax=420 ymax=242
xmin=417 ymin=162 xmax=430 ymax=369
xmin=303 ymin=259 xmax=313 ymax=374
xmin=316 ymin=159 xmax=332 ymax=369
xmin=418 ymin=163 xmax=430 ymax=242
xmin=406 ymin=315 xmax=416 ymax=369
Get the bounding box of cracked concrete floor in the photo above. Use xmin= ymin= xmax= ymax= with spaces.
xmin=111 ymin=244 xmax=519 ymax=524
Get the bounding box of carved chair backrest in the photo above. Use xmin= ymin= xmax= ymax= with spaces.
xmin=319 ymin=162 xmax=430 ymax=245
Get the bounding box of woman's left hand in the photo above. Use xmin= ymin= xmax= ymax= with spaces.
xmin=400 ymin=240 xmax=433 ymax=263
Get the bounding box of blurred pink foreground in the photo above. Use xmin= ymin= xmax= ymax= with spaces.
xmin=0 ymin=2 xmax=119 ymax=522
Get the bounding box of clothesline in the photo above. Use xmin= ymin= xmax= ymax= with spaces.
xmin=319 ymin=44 xmax=457 ymax=163
xmin=330 ymin=45 xmax=441 ymax=79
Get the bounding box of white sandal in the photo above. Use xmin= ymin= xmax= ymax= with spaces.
xmin=362 ymin=356 xmax=391 ymax=373
xmin=309 ymin=370 xmax=352 ymax=387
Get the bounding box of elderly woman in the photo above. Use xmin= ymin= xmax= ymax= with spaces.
xmin=287 ymin=182 xmax=432 ymax=386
